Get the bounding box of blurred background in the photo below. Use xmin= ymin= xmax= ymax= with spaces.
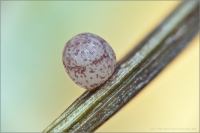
xmin=1 ymin=1 xmax=199 ymax=132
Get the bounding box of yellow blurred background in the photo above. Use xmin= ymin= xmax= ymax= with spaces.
xmin=1 ymin=1 xmax=199 ymax=132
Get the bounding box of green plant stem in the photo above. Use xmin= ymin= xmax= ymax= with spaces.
xmin=43 ymin=1 xmax=199 ymax=132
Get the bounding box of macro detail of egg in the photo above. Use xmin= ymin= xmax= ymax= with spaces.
xmin=62 ymin=33 xmax=116 ymax=90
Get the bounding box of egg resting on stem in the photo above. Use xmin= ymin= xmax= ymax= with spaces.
xmin=62 ymin=33 xmax=116 ymax=90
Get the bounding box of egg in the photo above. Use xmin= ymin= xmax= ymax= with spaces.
xmin=62 ymin=33 xmax=116 ymax=90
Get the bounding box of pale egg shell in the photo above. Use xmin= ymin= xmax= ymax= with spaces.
xmin=62 ymin=33 xmax=116 ymax=90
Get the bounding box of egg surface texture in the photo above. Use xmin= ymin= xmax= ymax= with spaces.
xmin=62 ymin=33 xmax=116 ymax=90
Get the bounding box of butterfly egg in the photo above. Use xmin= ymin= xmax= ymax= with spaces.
xmin=62 ymin=33 xmax=116 ymax=90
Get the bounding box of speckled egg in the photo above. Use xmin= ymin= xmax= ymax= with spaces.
xmin=62 ymin=33 xmax=116 ymax=90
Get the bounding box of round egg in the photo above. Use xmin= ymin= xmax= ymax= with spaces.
xmin=62 ymin=33 xmax=116 ymax=90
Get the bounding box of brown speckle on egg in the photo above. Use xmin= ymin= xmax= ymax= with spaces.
xmin=62 ymin=32 xmax=116 ymax=90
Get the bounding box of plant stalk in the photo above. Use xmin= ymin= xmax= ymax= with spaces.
xmin=43 ymin=1 xmax=199 ymax=132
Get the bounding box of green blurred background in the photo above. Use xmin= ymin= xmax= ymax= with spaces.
xmin=1 ymin=1 xmax=199 ymax=132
